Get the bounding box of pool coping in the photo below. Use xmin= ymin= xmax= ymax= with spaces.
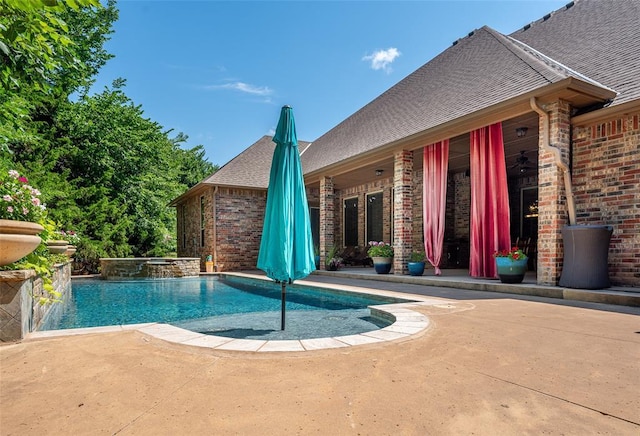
xmin=26 ymin=272 xmax=447 ymax=352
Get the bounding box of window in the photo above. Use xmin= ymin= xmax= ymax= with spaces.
xmin=344 ymin=197 xmax=358 ymax=246
xmin=366 ymin=192 xmax=383 ymax=242
xmin=310 ymin=207 xmax=320 ymax=250
xmin=181 ymin=206 xmax=186 ymax=249
xmin=200 ymin=196 xmax=205 ymax=247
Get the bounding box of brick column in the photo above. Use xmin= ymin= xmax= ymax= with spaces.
xmin=537 ymin=99 xmax=571 ymax=285
xmin=319 ymin=176 xmax=335 ymax=270
xmin=393 ymin=150 xmax=413 ymax=274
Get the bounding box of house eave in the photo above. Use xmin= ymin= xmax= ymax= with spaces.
xmin=303 ymin=77 xmax=616 ymax=185
xmin=169 ymin=182 xmax=269 ymax=206
xmin=572 ymin=99 xmax=640 ymax=127
xmin=168 ymin=182 xmax=213 ymax=207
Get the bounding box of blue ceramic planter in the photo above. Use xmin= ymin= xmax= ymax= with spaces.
xmin=372 ymin=257 xmax=393 ymax=274
xmin=495 ymin=257 xmax=528 ymax=283
xmin=407 ymin=261 xmax=425 ymax=276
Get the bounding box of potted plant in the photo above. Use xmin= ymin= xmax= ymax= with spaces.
xmin=57 ymin=230 xmax=80 ymax=257
xmin=205 ymin=254 xmax=214 ymax=272
xmin=493 ymin=246 xmax=528 ymax=283
xmin=325 ymin=246 xmax=343 ymax=271
xmin=408 ymin=251 xmax=426 ymax=276
xmin=0 ymin=169 xmax=46 ymax=265
xmin=314 ymin=245 xmax=320 ymax=269
xmin=367 ymin=241 xmax=394 ymax=274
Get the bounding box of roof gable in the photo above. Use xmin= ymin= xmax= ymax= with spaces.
xmin=170 ymin=136 xmax=312 ymax=205
xmin=204 ymin=135 xmax=311 ymax=189
xmin=301 ymin=25 xmax=588 ymax=174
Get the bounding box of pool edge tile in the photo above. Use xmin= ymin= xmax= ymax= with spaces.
xmin=258 ymin=340 xmax=305 ymax=352
xmin=215 ymin=338 xmax=267 ymax=351
xmin=300 ymin=337 xmax=351 ymax=350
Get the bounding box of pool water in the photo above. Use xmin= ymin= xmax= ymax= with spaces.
xmin=40 ymin=276 xmax=414 ymax=340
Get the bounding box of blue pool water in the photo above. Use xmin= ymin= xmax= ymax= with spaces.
xmin=40 ymin=276 xmax=414 ymax=340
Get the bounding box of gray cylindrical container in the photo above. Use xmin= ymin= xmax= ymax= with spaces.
xmin=558 ymin=225 xmax=613 ymax=289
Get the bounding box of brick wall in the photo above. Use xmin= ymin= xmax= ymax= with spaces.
xmin=537 ymin=100 xmax=572 ymax=285
xmin=215 ymin=188 xmax=266 ymax=271
xmin=572 ymin=112 xmax=640 ymax=286
xmin=176 ymin=195 xmax=197 ymax=259
xmin=393 ymin=150 xmax=414 ymax=273
xmin=319 ymin=177 xmax=335 ymax=268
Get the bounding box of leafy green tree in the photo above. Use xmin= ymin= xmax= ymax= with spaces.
xmin=1 ymin=0 xmax=114 ymax=153
xmin=3 ymin=0 xmax=218 ymax=269
xmin=43 ymin=80 xmax=215 ymax=259
xmin=0 ymin=0 xmax=101 ymax=92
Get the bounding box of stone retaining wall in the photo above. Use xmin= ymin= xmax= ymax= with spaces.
xmin=100 ymin=258 xmax=200 ymax=279
xmin=0 ymin=262 xmax=71 ymax=342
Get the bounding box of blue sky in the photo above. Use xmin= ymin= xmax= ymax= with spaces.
xmin=91 ymin=0 xmax=568 ymax=167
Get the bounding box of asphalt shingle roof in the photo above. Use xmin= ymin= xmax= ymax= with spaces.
xmin=177 ymin=0 xmax=638 ymax=202
xmin=202 ymin=135 xmax=311 ymax=189
xmin=301 ymin=24 xmax=594 ymax=174
xmin=510 ymin=0 xmax=640 ymax=107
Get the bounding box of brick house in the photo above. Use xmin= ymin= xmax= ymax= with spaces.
xmin=172 ymin=0 xmax=639 ymax=287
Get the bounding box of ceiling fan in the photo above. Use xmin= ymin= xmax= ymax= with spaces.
xmin=511 ymin=150 xmax=534 ymax=173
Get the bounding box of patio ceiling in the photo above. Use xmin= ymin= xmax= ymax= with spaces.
xmin=323 ymin=112 xmax=540 ymax=190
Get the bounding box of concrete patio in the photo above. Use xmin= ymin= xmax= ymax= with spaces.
xmin=1 ymin=273 xmax=639 ymax=434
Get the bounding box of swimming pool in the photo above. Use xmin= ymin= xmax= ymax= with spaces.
xmin=40 ymin=275 xmax=416 ymax=340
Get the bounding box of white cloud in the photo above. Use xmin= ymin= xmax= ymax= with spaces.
xmin=362 ymin=47 xmax=401 ymax=73
xmin=206 ymin=81 xmax=273 ymax=96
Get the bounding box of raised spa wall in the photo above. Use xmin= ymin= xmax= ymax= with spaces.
xmin=100 ymin=258 xmax=200 ymax=279
xmin=0 ymin=262 xmax=71 ymax=342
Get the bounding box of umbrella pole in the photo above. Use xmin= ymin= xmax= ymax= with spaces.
xmin=280 ymin=282 xmax=286 ymax=330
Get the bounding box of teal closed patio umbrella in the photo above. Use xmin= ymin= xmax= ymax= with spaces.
xmin=257 ymin=105 xmax=316 ymax=330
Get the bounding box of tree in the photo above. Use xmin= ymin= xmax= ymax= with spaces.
xmin=3 ymin=1 xmax=218 ymax=268
xmin=0 ymin=0 xmax=102 ymax=93
xmin=39 ymin=80 xmax=215 ymax=259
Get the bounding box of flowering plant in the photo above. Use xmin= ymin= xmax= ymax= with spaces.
xmin=0 ymin=169 xmax=46 ymax=222
xmin=493 ymin=246 xmax=527 ymax=261
xmin=367 ymin=241 xmax=394 ymax=258
xmin=327 ymin=256 xmax=343 ymax=270
xmin=56 ymin=230 xmax=80 ymax=245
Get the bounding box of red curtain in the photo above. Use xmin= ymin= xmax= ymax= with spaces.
xmin=469 ymin=123 xmax=511 ymax=278
xmin=423 ymin=140 xmax=449 ymax=275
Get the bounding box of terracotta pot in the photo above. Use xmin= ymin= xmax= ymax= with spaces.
xmin=0 ymin=219 xmax=44 ymax=266
xmin=47 ymin=240 xmax=69 ymax=254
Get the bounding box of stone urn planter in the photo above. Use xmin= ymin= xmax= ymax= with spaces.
xmin=47 ymin=240 xmax=69 ymax=255
xmin=65 ymin=245 xmax=77 ymax=257
xmin=372 ymin=256 xmax=393 ymax=274
xmin=0 ymin=219 xmax=44 ymax=266
xmin=495 ymin=257 xmax=528 ymax=284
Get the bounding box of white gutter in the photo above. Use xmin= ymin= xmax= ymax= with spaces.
xmin=530 ymin=97 xmax=577 ymax=226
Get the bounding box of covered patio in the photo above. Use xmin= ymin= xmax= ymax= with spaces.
xmin=302 ymin=23 xmax=617 ymax=286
